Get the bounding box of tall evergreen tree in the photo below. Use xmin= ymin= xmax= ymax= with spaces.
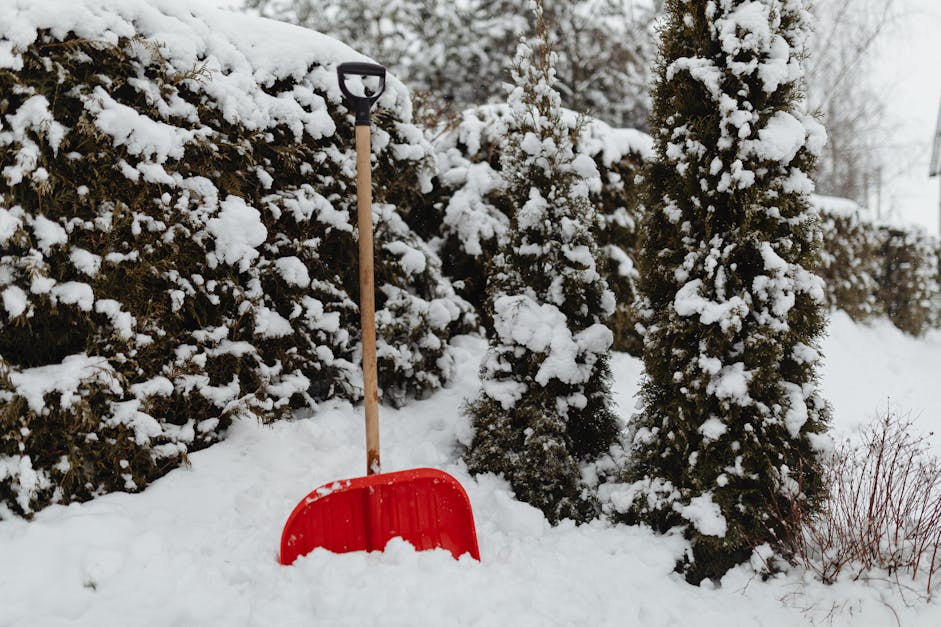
xmin=463 ymin=2 xmax=619 ymax=523
xmin=625 ymin=0 xmax=831 ymax=582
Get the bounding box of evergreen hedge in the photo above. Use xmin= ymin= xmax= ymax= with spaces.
xmin=878 ymin=226 xmax=939 ymax=337
xmin=815 ymin=196 xmax=883 ymax=322
xmin=814 ymin=196 xmax=940 ymax=335
xmin=0 ymin=2 xmax=472 ymax=517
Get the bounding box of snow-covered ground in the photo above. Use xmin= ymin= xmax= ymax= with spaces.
xmin=2 ymin=312 xmax=940 ymax=627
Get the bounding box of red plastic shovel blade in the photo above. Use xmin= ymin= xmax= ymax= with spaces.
xmin=279 ymin=467 xmax=480 ymax=565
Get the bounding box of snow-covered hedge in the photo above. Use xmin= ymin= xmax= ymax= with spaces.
xmin=815 ymin=196 xmax=883 ymax=322
xmin=814 ymin=196 xmax=940 ymax=336
xmin=879 ymin=226 xmax=939 ymax=337
xmin=936 ymin=242 xmax=941 ymax=329
xmin=0 ymin=0 xmax=472 ymax=517
xmin=425 ymin=104 xmax=652 ymax=353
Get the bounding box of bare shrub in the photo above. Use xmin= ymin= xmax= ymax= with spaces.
xmin=774 ymin=410 xmax=941 ymax=597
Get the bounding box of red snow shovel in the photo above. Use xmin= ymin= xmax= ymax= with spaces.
xmin=279 ymin=62 xmax=480 ymax=565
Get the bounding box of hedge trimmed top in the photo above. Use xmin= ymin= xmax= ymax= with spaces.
xmin=0 ymin=0 xmax=416 ymax=127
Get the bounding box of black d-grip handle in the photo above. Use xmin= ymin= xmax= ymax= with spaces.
xmin=337 ymin=62 xmax=387 ymax=126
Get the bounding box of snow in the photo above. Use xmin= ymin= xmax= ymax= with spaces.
xmin=85 ymin=87 xmax=205 ymax=163
xmin=70 ymin=248 xmax=102 ymax=277
xmin=699 ymin=417 xmax=728 ymax=442
xmin=517 ymin=188 xmax=548 ymax=231
xmin=29 ymin=274 xmax=54 ymax=295
xmin=205 ymin=196 xmax=268 ymax=272
xmin=31 ymin=215 xmax=67 ymax=252
xmin=2 ymin=318 xmax=941 ymax=625
xmin=384 ymin=241 xmax=427 ymax=275
xmin=4 ymin=95 xmax=66 ymax=153
xmin=706 ymin=362 xmax=750 ymax=404
xmin=490 ymin=295 xmax=613 ymax=389
xmin=439 ymin=160 xmax=508 ymax=257
xmin=667 ymin=57 xmax=722 ymax=99
xmin=0 ymin=206 xmax=20 ymax=244
xmin=94 ymin=299 xmax=136 ymax=340
xmin=253 ymin=306 xmax=293 ymax=339
xmin=108 ymin=400 xmax=163 ymax=446
xmin=1 ymin=95 xmax=66 ymax=185
xmin=744 ymin=111 xmax=807 ymax=163
xmin=674 ymin=492 xmax=727 ymax=537
xmin=52 ymin=281 xmax=95 ymax=312
xmin=277 ymin=185 xmax=353 ymax=230
xmin=8 ymin=354 xmax=120 ymax=414
xmin=673 ymin=278 xmax=748 ymax=332
xmin=0 ymin=456 xmax=48 ymax=513
xmin=716 ymin=1 xmax=797 ymax=93
xmin=273 ymin=256 xmax=311 ymax=288
xmin=821 ymin=311 xmax=941 ymax=437
xmin=780 ymin=381 xmax=810 ymax=438
xmin=2 ymin=285 xmax=27 ymax=318
xmin=129 ymin=376 xmax=174 ymax=399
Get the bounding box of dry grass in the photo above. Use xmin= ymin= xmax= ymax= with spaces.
xmin=774 ymin=410 xmax=941 ymax=598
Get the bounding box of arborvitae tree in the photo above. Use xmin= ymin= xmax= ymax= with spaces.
xmin=624 ymin=0 xmax=831 ymax=582
xmin=463 ymin=3 xmax=618 ymax=523
xmin=425 ymin=103 xmax=650 ymax=351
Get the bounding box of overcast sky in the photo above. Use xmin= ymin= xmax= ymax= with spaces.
xmin=872 ymin=0 xmax=941 ymax=234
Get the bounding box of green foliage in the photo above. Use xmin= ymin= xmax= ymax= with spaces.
xmin=878 ymin=226 xmax=939 ymax=337
xmin=426 ymin=104 xmax=649 ymax=352
xmin=594 ymin=147 xmax=646 ymax=356
xmin=936 ymin=243 xmax=941 ymax=329
xmin=0 ymin=25 xmax=471 ymax=517
xmin=624 ymin=0 xmax=831 ymax=582
xmin=466 ymin=392 xmax=591 ymax=522
xmin=813 ymin=197 xmax=941 ymax=334
xmin=463 ymin=5 xmax=618 ymax=524
xmin=816 ymin=202 xmax=883 ymax=322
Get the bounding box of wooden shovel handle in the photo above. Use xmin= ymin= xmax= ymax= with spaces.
xmin=355 ymin=124 xmax=381 ymax=475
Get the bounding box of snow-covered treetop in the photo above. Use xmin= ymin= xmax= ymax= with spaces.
xmin=661 ymin=0 xmax=825 ymax=196
xmin=449 ymin=104 xmax=653 ymax=169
